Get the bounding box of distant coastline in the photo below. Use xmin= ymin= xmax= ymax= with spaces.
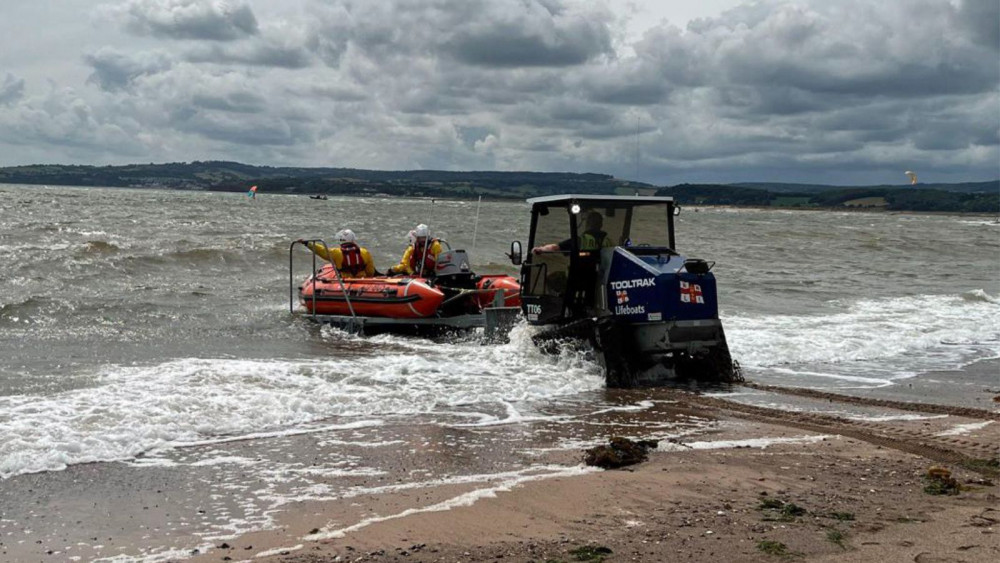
xmin=1 ymin=161 xmax=996 ymax=213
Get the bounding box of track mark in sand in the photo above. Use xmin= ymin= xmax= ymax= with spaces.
xmin=654 ymin=389 xmax=1000 ymax=476
xmin=742 ymin=382 xmax=1000 ymax=421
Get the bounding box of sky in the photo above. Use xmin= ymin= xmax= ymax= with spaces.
xmin=0 ymin=0 xmax=997 ymax=185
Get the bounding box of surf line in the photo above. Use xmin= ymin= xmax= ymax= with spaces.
xmin=304 ymin=464 xmax=598 ymax=541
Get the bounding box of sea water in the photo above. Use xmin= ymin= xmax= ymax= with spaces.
xmin=1 ymin=184 xmax=998 ymax=560
xmin=1 ymin=184 xmax=997 ymax=479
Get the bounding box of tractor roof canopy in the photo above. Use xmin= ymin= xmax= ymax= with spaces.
xmin=527 ymin=194 xmax=674 ymax=206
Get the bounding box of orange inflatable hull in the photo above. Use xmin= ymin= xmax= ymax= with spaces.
xmin=475 ymin=275 xmax=522 ymax=308
xmin=299 ymin=265 xmax=521 ymax=319
xmin=300 ymin=266 xmax=444 ymax=318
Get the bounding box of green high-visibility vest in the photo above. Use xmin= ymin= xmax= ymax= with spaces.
xmin=579 ymin=231 xmax=611 ymax=250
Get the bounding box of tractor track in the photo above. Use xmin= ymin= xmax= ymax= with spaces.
xmin=654 ymin=388 xmax=1000 ymax=476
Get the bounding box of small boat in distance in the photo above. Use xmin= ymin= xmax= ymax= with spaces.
xmin=309 ymin=195 xmax=328 ymax=200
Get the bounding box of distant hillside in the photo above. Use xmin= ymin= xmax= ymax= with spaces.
xmin=0 ymin=161 xmax=652 ymax=199
xmin=1 ymin=161 xmax=996 ymax=213
xmin=732 ymin=181 xmax=998 ymax=194
xmin=657 ymin=183 xmax=999 ymax=213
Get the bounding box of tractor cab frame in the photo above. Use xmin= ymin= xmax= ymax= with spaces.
xmin=508 ymin=194 xmax=739 ymax=387
xmin=510 ymin=195 xmax=680 ymax=326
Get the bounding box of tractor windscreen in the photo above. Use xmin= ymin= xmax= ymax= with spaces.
xmin=626 ymin=204 xmax=672 ymax=248
xmin=577 ymin=203 xmax=672 ymax=249
xmin=523 ymin=205 xmax=572 ymax=297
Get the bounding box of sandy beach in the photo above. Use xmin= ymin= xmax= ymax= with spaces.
xmin=2 ymin=369 xmax=998 ymax=562
xmin=169 ymin=376 xmax=1000 ymax=563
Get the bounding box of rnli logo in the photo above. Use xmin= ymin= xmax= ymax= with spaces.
xmin=616 ymin=290 xmax=629 ymax=304
xmin=679 ymin=281 xmax=704 ymax=304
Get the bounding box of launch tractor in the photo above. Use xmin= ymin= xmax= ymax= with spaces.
xmin=508 ymin=194 xmax=741 ymax=387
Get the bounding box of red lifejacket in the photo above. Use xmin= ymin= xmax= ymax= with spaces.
xmin=408 ymin=239 xmax=438 ymax=275
xmin=339 ymin=242 xmax=366 ymax=276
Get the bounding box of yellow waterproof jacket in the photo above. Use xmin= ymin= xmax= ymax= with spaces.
xmin=305 ymin=241 xmax=376 ymax=278
xmin=388 ymin=240 xmax=444 ymax=275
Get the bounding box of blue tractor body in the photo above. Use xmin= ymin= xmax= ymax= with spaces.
xmin=604 ymin=249 xmax=720 ymax=322
xmin=510 ymin=194 xmax=739 ymax=387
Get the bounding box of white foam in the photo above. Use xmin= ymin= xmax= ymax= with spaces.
xmin=449 ymin=401 xmax=572 ymax=427
xmin=92 ymin=541 xmax=215 ymax=563
xmin=304 ymin=464 xmax=598 ymax=540
xmin=0 ymin=326 xmax=602 ymax=478
xmin=255 ymin=545 xmax=303 ymax=558
xmin=846 ymin=414 xmax=949 ymax=422
xmin=766 ymin=367 xmax=894 ymax=386
xmin=660 ymin=435 xmax=833 ymax=451
xmin=727 ymin=292 xmax=1000 ymax=378
xmin=526 ymin=426 xmax=711 ymax=455
xmin=956 ymin=219 xmax=1000 ymax=227
xmin=314 ymin=438 xmax=406 ymax=448
xmin=172 ymin=420 xmax=384 ymax=448
xmin=188 ymin=456 xmax=262 ymax=467
xmin=588 ymin=400 xmax=656 ymax=415
xmin=935 ymin=421 xmax=994 ymax=437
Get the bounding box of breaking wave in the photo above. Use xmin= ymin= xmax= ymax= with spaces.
xmin=727 ymin=290 xmax=1000 ymax=381
xmin=0 ymin=325 xmax=602 ymax=478
xmin=79 ymin=240 xmax=120 ymax=254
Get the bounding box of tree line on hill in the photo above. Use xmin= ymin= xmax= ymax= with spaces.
xmin=0 ymin=161 xmax=646 ymax=199
xmin=655 ymin=183 xmax=998 ymax=213
xmin=1 ymin=161 xmax=996 ymax=213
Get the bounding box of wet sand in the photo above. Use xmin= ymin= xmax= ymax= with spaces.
xmin=210 ymin=415 xmax=999 ymax=563
xmin=2 ymin=371 xmax=998 ymax=563
xmin=750 ymin=358 xmax=1000 ymax=412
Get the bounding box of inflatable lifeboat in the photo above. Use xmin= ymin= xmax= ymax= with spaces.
xmin=300 ymin=266 xmax=444 ymax=318
xmin=298 ymin=249 xmax=521 ymax=319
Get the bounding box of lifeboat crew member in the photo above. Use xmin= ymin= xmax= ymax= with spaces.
xmin=532 ymin=210 xmax=613 ymax=254
xmin=385 ymin=223 xmax=443 ymax=277
xmin=300 ymin=229 xmax=375 ymax=278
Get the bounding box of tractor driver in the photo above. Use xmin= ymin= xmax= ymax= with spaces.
xmin=532 ymin=210 xmax=614 ymax=254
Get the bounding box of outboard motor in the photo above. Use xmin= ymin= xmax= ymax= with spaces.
xmin=433 ymin=249 xmax=475 ymax=284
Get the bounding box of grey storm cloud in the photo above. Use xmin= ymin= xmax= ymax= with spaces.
xmin=0 ymin=86 xmax=147 ymax=159
xmin=0 ymin=0 xmax=995 ymax=184
xmin=306 ymin=0 xmax=613 ymax=69
xmin=953 ymin=0 xmax=1000 ymax=50
xmin=84 ymin=47 xmax=174 ymax=91
xmin=442 ymin=0 xmax=614 ymax=67
xmin=0 ymin=74 xmax=26 ymax=106
xmin=600 ymin=0 xmax=999 ymax=105
xmin=184 ymin=41 xmax=314 ymax=69
xmin=109 ymin=0 xmax=259 ymax=41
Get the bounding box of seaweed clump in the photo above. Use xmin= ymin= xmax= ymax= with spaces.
xmin=568 ymin=545 xmax=613 ymax=561
xmin=924 ymin=466 xmax=961 ymax=495
xmin=584 ymin=437 xmax=658 ymax=469
xmin=756 ymin=540 xmax=790 ymax=556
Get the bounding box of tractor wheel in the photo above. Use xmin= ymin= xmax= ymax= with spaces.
xmin=531 ymin=318 xmax=596 ymax=354
xmin=591 ymin=317 xmax=640 ymax=388
xmin=674 ymin=344 xmax=743 ymax=384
